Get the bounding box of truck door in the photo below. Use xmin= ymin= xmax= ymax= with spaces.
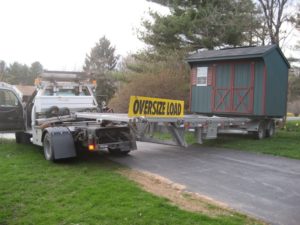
xmin=0 ymin=88 xmax=24 ymax=131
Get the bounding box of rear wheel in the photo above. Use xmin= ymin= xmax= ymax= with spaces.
xmin=254 ymin=122 xmax=266 ymax=140
xmin=266 ymin=120 xmax=275 ymax=138
xmin=43 ymin=133 xmax=55 ymax=161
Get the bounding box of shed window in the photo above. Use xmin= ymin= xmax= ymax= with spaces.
xmin=197 ymin=67 xmax=208 ymax=86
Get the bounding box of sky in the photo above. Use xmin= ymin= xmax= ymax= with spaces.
xmin=0 ymin=0 xmax=168 ymax=70
xmin=0 ymin=0 xmax=299 ymax=70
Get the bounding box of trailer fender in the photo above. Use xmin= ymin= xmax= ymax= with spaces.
xmin=42 ymin=127 xmax=77 ymax=160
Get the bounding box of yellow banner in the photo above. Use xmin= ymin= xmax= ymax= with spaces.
xmin=128 ymin=96 xmax=184 ymax=118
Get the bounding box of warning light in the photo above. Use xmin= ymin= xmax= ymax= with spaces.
xmin=88 ymin=144 xmax=95 ymax=151
xmin=34 ymin=78 xmax=41 ymax=86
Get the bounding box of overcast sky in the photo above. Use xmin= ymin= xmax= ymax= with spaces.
xmin=0 ymin=0 xmax=299 ymax=70
xmin=0 ymin=0 xmax=168 ymax=70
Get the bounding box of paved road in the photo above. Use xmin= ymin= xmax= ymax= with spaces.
xmin=109 ymin=142 xmax=300 ymax=225
xmin=287 ymin=117 xmax=300 ymax=121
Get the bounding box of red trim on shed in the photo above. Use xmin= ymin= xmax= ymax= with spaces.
xmin=189 ymin=67 xmax=195 ymax=111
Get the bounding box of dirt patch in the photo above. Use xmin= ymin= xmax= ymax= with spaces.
xmin=118 ymin=168 xmax=238 ymax=217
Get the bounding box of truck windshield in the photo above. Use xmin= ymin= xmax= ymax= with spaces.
xmin=43 ymin=86 xmax=91 ymax=96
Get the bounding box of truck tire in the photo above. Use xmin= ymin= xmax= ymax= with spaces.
xmin=254 ymin=122 xmax=266 ymax=140
xmin=15 ymin=132 xmax=31 ymax=144
xmin=266 ymin=120 xmax=275 ymax=138
xmin=43 ymin=133 xmax=55 ymax=161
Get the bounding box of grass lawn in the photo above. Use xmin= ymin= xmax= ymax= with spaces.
xmin=0 ymin=140 xmax=261 ymax=225
xmin=202 ymin=120 xmax=300 ymax=160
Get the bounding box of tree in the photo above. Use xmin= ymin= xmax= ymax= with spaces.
xmin=5 ymin=62 xmax=30 ymax=85
xmin=109 ymin=51 xmax=190 ymax=112
xmin=0 ymin=60 xmax=6 ymax=81
xmin=141 ymin=0 xmax=259 ymax=53
xmin=257 ymin=0 xmax=291 ymax=45
xmin=2 ymin=61 xmax=43 ymax=85
xmin=83 ymin=36 xmax=119 ymax=101
xmin=30 ymin=61 xmax=43 ymax=80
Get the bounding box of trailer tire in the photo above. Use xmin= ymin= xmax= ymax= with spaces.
xmin=266 ymin=120 xmax=275 ymax=138
xmin=43 ymin=133 xmax=55 ymax=161
xmin=254 ymin=122 xmax=266 ymax=140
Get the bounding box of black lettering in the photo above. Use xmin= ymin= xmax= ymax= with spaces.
xmin=158 ymin=102 xmax=162 ymax=114
xmin=144 ymin=100 xmax=148 ymax=114
xmin=133 ymin=100 xmax=139 ymax=114
xmin=162 ymin=102 xmax=166 ymax=115
xmin=171 ymin=103 xmax=175 ymax=115
xmin=152 ymin=101 xmax=157 ymax=114
xmin=177 ymin=103 xmax=182 ymax=115
xmin=138 ymin=100 xmax=145 ymax=114
xmin=148 ymin=101 xmax=153 ymax=114
xmin=174 ymin=103 xmax=178 ymax=115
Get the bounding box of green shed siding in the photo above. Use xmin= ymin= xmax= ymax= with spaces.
xmin=253 ymin=61 xmax=265 ymax=115
xmin=216 ymin=64 xmax=231 ymax=87
xmin=191 ymin=86 xmax=211 ymax=113
xmin=263 ymin=50 xmax=289 ymax=117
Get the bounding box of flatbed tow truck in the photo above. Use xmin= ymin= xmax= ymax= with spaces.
xmin=0 ymin=71 xmax=276 ymax=162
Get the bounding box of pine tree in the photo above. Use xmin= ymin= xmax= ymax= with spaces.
xmin=83 ymin=36 xmax=119 ymax=101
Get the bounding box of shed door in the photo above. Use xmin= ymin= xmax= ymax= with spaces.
xmin=212 ymin=63 xmax=254 ymax=114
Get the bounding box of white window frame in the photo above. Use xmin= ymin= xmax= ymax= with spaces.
xmin=196 ymin=67 xmax=208 ymax=86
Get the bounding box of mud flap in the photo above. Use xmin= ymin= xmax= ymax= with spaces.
xmin=44 ymin=127 xmax=77 ymax=159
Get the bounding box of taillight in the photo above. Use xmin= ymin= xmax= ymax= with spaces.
xmin=88 ymin=144 xmax=95 ymax=151
xmin=88 ymin=136 xmax=96 ymax=151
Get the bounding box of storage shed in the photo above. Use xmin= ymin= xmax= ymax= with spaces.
xmin=187 ymin=45 xmax=290 ymax=118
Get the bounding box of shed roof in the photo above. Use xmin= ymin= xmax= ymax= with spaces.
xmin=186 ymin=45 xmax=290 ymax=68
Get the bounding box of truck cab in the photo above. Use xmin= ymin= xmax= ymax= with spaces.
xmin=0 ymin=82 xmax=24 ymax=132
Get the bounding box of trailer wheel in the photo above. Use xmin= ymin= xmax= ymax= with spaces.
xmin=254 ymin=122 xmax=266 ymax=140
xmin=266 ymin=120 xmax=275 ymax=138
xmin=43 ymin=133 xmax=54 ymax=161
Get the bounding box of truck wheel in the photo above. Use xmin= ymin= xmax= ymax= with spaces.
xmin=43 ymin=133 xmax=54 ymax=161
xmin=254 ymin=122 xmax=266 ymax=140
xmin=266 ymin=120 xmax=275 ymax=138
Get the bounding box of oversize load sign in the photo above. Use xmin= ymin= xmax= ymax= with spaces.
xmin=128 ymin=96 xmax=184 ymax=118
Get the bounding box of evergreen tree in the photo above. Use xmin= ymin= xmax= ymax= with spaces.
xmin=141 ymin=0 xmax=259 ymax=53
xmin=83 ymin=36 xmax=119 ymax=101
xmin=0 ymin=60 xmax=6 ymax=81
